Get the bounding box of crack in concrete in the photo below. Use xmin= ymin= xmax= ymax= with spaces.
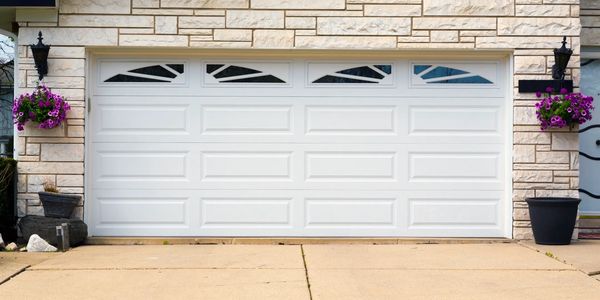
xmin=301 ymin=245 xmax=313 ymax=300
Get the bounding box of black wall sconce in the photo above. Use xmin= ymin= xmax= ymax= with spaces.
xmin=519 ymin=36 xmax=573 ymax=93
xmin=30 ymin=31 xmax=51 ymax=81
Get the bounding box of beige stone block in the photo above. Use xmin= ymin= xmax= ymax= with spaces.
xmin=133 ymin=0 xmax=160 ymax=8
xmin=286 ymin=11 xmax=363 ymax=17
xmin=40 ymin=47 xmax=85 ymax=59
xmin=397 ymin=36 xmax=430 ymax=43
xmin=477 ymin=36 xmax=564 ymax=49
xmin=59 ymin=15 xmax=154 ymax=28
xmin=26 ymin=143 xmax=40 ymax=156
xmin=156 ymin=16 xmax=178 ymax=34
xmin=48 ymin=59 xmax=85 ymax=77
xmin=295 ymin=30 xmax=316 ymax=36
xmin=347 ymin=0 xmax=421 ymax=3
xmin=514 ymin=132 xmax=551 ymax=144
xmin=397 ymin=43 xmax=475 ymax=49
xmin=194 ymin=10 xmax=225 ymax=16
xmin=537 ymin=151 xmax=570 ymax=164
xmin=570 ymin=177 xmax=579 ymax=189
xmin=295 ymin=36 xmax=397 ymax=49
xmin=535 ymin=189 xmax=579 ymax=198
xmin=27 ymin=76 xmax=84 ymax=89
xmin=179 ymin=16 xmax=224 ymax=28
xmin=189 ymin=35 xmax=213 ymax=41
xmin=120 ymin=35 xmax=189 ymax=47
xmin=513 ymin=170 xmax=553 ymax=182
xmin=132 ymin=9 xmax=194 ymax=15
xmin=516 ymin=5 xmax=570 ymax=16
xmin=513 ymin=145 xmax=536 ymax=163
xmin=430 ymin=31 xmax=459 ymax=43
xmin=364 ymin=5 xmax=421 ymax=16
xmin=513 ymin=207 xmax=530 ymax=220
xmin=498 ymin=17 xmax=580 ymax=36
xmin=460 ymin=30 xmax=497 ymax=37
xmin=513 ymin=227 xmax=533 ymax=239
xmin=552 ymin=132 xmax=578 ymax=150
xmin=545 ymin=0 xmax=578 ymax=4
xmin=413 ymin=17 xmax=496 ymax=30
xmin=213 ymin=29 xmax=252 ymax=41
xmin=18 ymin=162 xmax=83 ymax=174
xmin=161 ymin=0 xmax=248 ymax=8
xmin=571 ymin=152 xmax=579 ymax=170
xmin=514 ymin=106 xmax=538 ymax=125
xmin=19 ymin=28 xmax=118 ymax=46
xmin=513 ymin=189 xmax=535 ymax=202
xmin=56 ymin=175 xmax=84 ymax=187
xmin=41 ymin=144 xmax=84 ymax=162
xmin=513 ymin=163 xmax=570 ymax=170
xmin=251 ymin=0 xmax=345 ymax=9
xmin=120 ymin=28 xmax=155 ymax=34
xmin=190 ymin=41 xmax=251 ymax=48
xmin=347 ymin=4 xmax=363 ymax=10
xmin=60 ymin=0 xmax=131 ymax=14
xmin=317 ymin=17 xmax=411 ymax=35
xmin=514 ymin=56 xmax=546 ymax=73
xmin=179 ymin=29 xmax=213 ymax=35
xmin=68 ymin=126 xmax=85 ymax=137
xmin=423 ymin=0 xmax=514 ymax=16
xmin=27 ymin=175 xmax=52 ymax=193
xmin=253 ymin=30 xmax=294 ymax=48
xmin=285 ymin=17 xmax=316 ymax=29
xmin=226 ymin=10 xmax=284 ymax=28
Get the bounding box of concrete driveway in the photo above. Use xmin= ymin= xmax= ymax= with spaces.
xmin=1 ymin=243 xmax=600 ymax=299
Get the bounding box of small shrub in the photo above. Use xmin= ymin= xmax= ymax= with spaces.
xmin=42 ymin=179 xmax=60 ymax=193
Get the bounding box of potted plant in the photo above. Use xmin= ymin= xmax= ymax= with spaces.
xmin=526 ymin=87 xmax=594 ymax=245
xmin=38 ymin=180 xmax=80 ymax=219
xmin=12 ymin=84 xmax=70 ymax=131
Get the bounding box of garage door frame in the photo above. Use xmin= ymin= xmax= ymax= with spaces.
xmin=83 ymin=49 xmax=514 ymax=238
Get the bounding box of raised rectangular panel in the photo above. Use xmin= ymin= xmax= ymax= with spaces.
xmin=96 ymin=151 xmax=188 ymax=180
xmin=306 ymin=198 xmax=395 ymax=226
xmin=409 ymin=153 xmax=499 ymax=181
xmin=306 ymin=106 xmax=395 ymax=135
xmin=202 ymin=152 xmax=292 ymax=181
xmin=306 ymin=152 xmax=395 ymax=181
xmin=409 ymin=106 xmax=499 ymax=134
xmin=409 ymin=199 xmax=498 ymax=227
xmin=98 ymin=197 xmax=188 ymax=225
xmin=202 ymin=106 xmax=292 ymax=133
xmin=202 ymin=198 xmax=291 ymax=226
xmin=98 ymin=105 xmax=189 ymax=134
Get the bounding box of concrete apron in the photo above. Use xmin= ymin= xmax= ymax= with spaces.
xmin=0 ymin=243 xmax=599 ymax=299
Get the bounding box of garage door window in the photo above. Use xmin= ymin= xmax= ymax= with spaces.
xmin=104 ymin=64 xmax=184 ymax=83
xmin=413 ymin=65 xmax=493 ymax=84
xmin=205 ymin=63 xmax=289 ymax=84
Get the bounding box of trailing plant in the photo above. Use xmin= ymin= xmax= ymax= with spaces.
xmin=42 ymin=179 xmax=59 ymax=193
xmin=12 ymin=84 xmax=70 ymax=131
xmin=535 ymin=87 xmax=594 ymax=131
xmin=0 ymin=158 xmax=16 ymax=218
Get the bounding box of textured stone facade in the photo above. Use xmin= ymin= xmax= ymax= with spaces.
xmin=11 ymin=0 xmax=582 ymax=239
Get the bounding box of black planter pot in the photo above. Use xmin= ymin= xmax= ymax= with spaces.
xmin=526 ymin=197 xmax=580 ymax=245
xmin=38 ymin=192 xmax=81 ymax=219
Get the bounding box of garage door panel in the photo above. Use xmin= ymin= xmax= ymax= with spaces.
xmin=201 ymin=105 xmax=293 ymax=134
xmin=305 ymin=198 xmax=396 ymax=228
xmin=201 ymin=197 xmax=293 ymax=228
xmin=405 ymin=191 xmax=504 ymax=237
xmin=201 ymin=151 xmax=293 ymax=181
xmin=305 ymin=152 xmax=396 ymax=182
xmin=305 ymin=105 xmax=396 ymax=135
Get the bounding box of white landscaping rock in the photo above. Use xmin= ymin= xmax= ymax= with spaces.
xmin=0 ymin=233 xmax=5 ymax=248
xmin=5 ymin=242 xmax=18 ymax=251
xmin=26 ymin=234 xmax=57 ymax=252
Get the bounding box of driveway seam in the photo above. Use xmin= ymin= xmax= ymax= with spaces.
xmin=300 ymin=245 xmax=313 ymax=300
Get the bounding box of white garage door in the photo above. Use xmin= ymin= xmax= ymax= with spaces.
xmin=88 ymin=57 xmax=509 ymax=237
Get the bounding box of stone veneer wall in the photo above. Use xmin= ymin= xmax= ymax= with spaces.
xmin=12 ymin=0 xmax=582 ymax=239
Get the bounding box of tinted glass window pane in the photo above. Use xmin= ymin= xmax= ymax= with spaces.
xmin=214 ymin=66 xmax=261 ymax=79
xmin=206 ymin=64 xmax=224 ymax=74
xmin=129 ymin=65 xmax=177 ymax=78
xmin=413 ymin=65 xmax=431 ymax=75
xmin=429 ymin=76 xmax=492 ymax=84
xmin=421 ymin=66 xmax=468 ymax=80
xmin=336 ymin=66 xmax=384 ymax=79
xmin=167 ymin=64 xmax=184 ymax=74
xmin=105 ymin=74 xmax=169 ymax=83
xmin=374 ymin=65 xmax=392 ymax=74
xmin=221 ymin=75 xmax=285 ymax=83
xmin=313 ymin=75 xmax=378 ymax=84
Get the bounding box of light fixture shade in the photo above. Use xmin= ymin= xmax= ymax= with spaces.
xmin=30 ymin=31 xmax=51 ymax=81
xmin=552 ymin=36 xmax=572 ymax=80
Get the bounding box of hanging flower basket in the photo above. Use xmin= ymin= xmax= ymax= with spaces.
xmin=13 ymin=85 xmax=71 ymax=131
xmin=535 ymin=87 xmax=594 ymax=131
